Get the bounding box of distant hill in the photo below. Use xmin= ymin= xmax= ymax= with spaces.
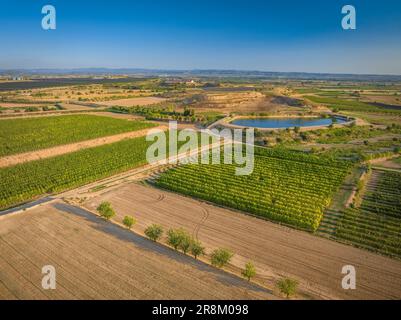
xmin=1 ymin=68 xmax=401 ymax=82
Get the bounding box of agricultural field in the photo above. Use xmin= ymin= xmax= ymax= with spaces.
xmin=154 ymin=147 xmax=352 ymax=231
xmin=304 ymin=96 xmax=401 ymax=114
xmin=96 ymin=96 xmax=166 ymax=107
xmin=0 ymin=136 xmax=155 ymax=209
xmin=0 ymin=114 xmax=155 ymax=156
xmin=313 ymin=125 xmax=401 ymax=144
xmin=82 ymin=182 xmax=401 ymax=299
xmin=0 ymin=202 xmax=272 ymax=299
xmin=329 ymin=169 xmax=401 ymax=258
xmin=340 ymin=111 xmax=401 ymax=126
xmin=0 ymin=130 xmax=207 ymax=210
xmin=1 ymin=75 xmax=401 ymax=301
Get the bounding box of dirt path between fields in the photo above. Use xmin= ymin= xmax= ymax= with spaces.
xmin=82 ymin=183 xmax=401 ymax=300
xmin=0 ymin=125 xmax=167 ymax=168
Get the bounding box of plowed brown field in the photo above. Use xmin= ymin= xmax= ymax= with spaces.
xmin=0 ymin=201 xmax=274 ymax=300
xmin=83 ymin=183 xmax=401 ymax=300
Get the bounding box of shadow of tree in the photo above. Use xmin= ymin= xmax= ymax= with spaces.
xmin=53 ymin=202 xmax=273 ymax=296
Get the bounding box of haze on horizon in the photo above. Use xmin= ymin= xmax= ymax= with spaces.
xmin=1 ymin=0 xmax=401 ymax=75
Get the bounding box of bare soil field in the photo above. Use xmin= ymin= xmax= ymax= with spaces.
xmin=89 ymin=111 xmax=144 ymax=120
xmin=82 ymin=183 xmax=401 ymax=300
xmin=370 ymin=158 xmax=401 ymax=170
xmin=0 ymin=102 xmax=45 ymax=108
xmin=58 ymin=103 xmax=95 ymax=111
xmin=0 ymin=125 xmax=166 ymax=168
xmin=0 ymin=202 xmax=274 ymax=300
xmin=362 ymin=94 xmax=401 ymax=107
xmin=96 ymin=97 xmax=166 ymax=107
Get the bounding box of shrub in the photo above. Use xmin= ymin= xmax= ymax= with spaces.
xmin=241 ymin=261 xmax=256 ymax=282
xmin=97 ymin=201 xmax=115 ymax=220
xmin=122 ymin=215 xmax=136 ymax=229
xmin=277 ymin=278 xmax=298 ymax=299
xmin=210 ymin=248 xmax=233 ymax=268
xmin=144 ymin=224 xmax=163 ymax=242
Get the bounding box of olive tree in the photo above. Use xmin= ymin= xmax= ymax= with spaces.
xmin=190 ymin=240 xmax=205 ymax=259
xmin=167 ymin=228 xmax=192 ymax=254
xmin=276 ymin=278 xmax=298 ymax=299
xmin=122 ymin=215 xmax=136 ymax=229
xmin=178 ymin=233 xmax=192 ymax=254
xmin=210 ymin=248 xmax=233 ymax=268
xmin=167 ymin=228 xmax=184 ymax=250
xmin=97 ymin=201 xmax=115 ymax=220
xmin=241 ymin=261 xmax=256 ymax=282
xmin=144 ymin=224 xmax=163 ymax=242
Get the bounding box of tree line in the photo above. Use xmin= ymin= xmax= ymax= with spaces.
xmin=97 ymin=201 xmax=298 ymax=298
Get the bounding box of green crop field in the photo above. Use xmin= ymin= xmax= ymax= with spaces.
xmin=305 ymin=96 xmax=401 ymax=114
xmin=0 ymin=114 xmax=155 ymax=156
xmin=314 ymin=126 xmax=401 ymax=144
xmin=333 ymin=170 xmax=401 ymax=258
xmin=0 ymin=130 xmax=209 ymax=210
xmin=154 ymin=147 xmax=351 ymax=231
xmin=0 ymin=136 xmax=150 ymax=209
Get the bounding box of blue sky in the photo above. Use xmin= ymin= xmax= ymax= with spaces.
xmin=1 ymin=0 xmax=401 ymax=74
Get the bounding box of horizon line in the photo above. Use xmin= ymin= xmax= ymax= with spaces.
xmin=1 ymin=67 xmax=401 ymax=78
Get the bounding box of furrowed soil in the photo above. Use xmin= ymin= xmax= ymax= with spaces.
xmin=0 ymin=201 xmax=274 ymax=300
xmin=83 ymin=183 xmax=401 ymax=300
xmin=96 ymin=97 xmax=166 ymax=107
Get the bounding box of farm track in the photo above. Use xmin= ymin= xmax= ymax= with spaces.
xmin=0 ymin=201 xmax=274 ymax=300
xmin=193 ymin=206 xmax=210 ymax=240
xmin=83 ymin=182 xmax=401 ymax=300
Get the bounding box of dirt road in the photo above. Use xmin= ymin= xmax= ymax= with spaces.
xmin=0 ymin=201 xmax=274 ymax=300
xmin=83 ymin=183 xmax=401 ymax=300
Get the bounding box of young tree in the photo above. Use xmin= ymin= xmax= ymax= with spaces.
xmin=167 ymin=228 xmax=183 ymax=250
xmin=167 ymin=228 xmax=192 ymax=254
xmin=178 ymin=233 xmax=192 ymax=254
xmin=190 ymin=240 xmax=205 ymax=259
xmin=97 ymin=201 xmax=115 ymax=220
xmin=122 ymin=215 xmax=136 ymax=229
xmin=144 ymin=224 xmax=163 ymax=242
xmin=276 ymin=278 xmax=298 ymax=299
xmin=210 ymin=248 xmax=233 ymax=268
xmin=241 ymin=261 xmax=256 ymax=282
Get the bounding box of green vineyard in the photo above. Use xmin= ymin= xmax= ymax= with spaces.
xmin=0 ymin=136 xmax=150 ymax=209
xmin=304 ymin=96 xmax=401 ymax=114
xmin=0 ymin=114 xmax=155 ymax=156
xmin=360 ymin=170 xmax=401 ymax=218
xmin=334 ymin=169 xmax=401 ymax=258
xmin=155 ymin=147 xmax=351 ymax=231
xmin=0 ymin=130 xmax=206 ymax=210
